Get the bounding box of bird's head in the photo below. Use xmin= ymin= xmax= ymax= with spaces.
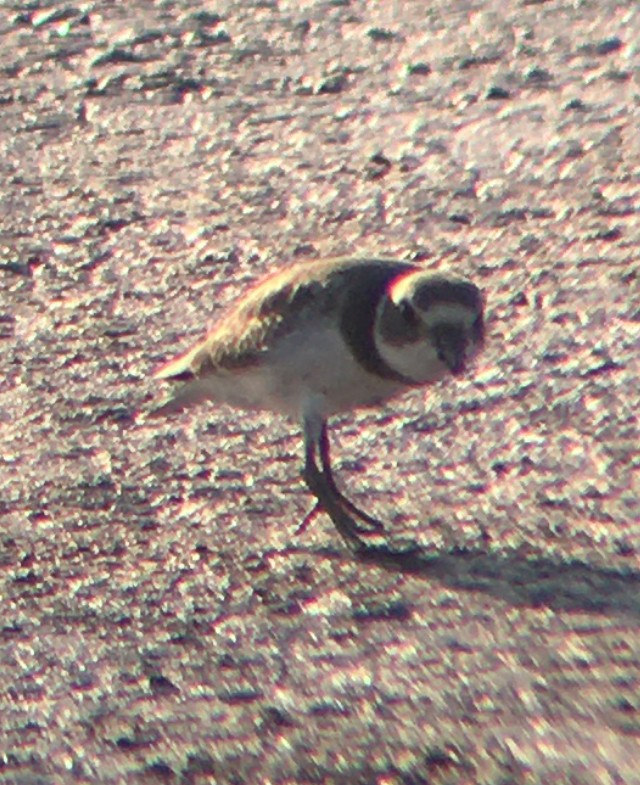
xmin=375 ymin=270 xmax=485 ymax=384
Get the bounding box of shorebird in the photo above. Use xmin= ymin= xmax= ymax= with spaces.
xmin=150 ymin=256 xmax=485 ymax=549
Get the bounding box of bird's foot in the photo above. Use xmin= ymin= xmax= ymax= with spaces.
xmin=302 ymin=467 xmax=385 ymax=549
xmin=296 ymin=500 xmax=323 ymax=536
xmin=331 ymin=489 xmax=385 ymax=532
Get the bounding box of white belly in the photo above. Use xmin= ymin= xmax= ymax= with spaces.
xmin=198 ymin=321 xmax=406 ymax=419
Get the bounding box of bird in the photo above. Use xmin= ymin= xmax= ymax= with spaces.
xmin=149 ymin=256 xmax=485 ymax=550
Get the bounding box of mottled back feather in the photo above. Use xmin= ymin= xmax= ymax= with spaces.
xmin=155 ymin=257 xmax=416 ymax=379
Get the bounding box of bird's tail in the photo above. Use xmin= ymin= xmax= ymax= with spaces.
xmin=142 ymin=378 xmax=214 ymax=418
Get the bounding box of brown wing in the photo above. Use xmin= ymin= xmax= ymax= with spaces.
xmin=154 ymin=257 xmax=417 ymax=379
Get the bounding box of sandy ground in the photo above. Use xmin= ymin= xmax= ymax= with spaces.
xmin=0 ymin=1 xmax=639 ymax=783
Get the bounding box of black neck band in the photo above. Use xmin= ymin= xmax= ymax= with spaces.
xmin=339 ymin=268 xmax=415 ymax=385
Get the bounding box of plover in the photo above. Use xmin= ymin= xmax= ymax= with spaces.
xmin=150 ymin=256 xmax=484 ymax=549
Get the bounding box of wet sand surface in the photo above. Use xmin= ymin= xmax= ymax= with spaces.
xmin=1 ymin=1 xmax=639 ymax=783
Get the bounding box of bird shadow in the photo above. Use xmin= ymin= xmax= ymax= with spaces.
xmin=273 ymin=539 xmax=640 ymax=619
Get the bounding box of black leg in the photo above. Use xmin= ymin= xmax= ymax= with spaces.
xmin=301 ymin=416 xmax=384 ymax=548
xmin=318 ymin=422 xmax=385 ymax=532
